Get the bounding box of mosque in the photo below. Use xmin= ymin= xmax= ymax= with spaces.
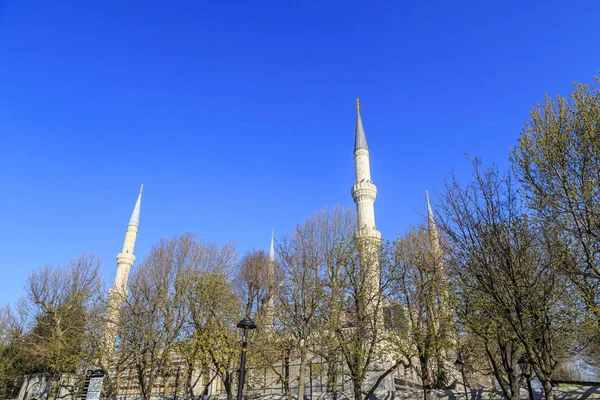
xmin=101 ymin=100 xmax=447 ymax=399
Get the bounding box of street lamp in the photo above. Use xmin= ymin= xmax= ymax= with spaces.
xmin=236 ymin=316 xmax=257 ymax=400
xmin=454 ymin=353 xmax=469 ymax=400
xmin=518 ymin=355 xmax=535 ymax=400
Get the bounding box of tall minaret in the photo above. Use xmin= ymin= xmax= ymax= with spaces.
xmin=426 ymin=190 xmax=443 ymax=317
xmin=102 ymin=185 xmax=143 ymax=364
xmin=425 ymin=191 xmax=452 ymax=365
xmin=350 ymin=99 xmax=381 ymax=303
xmin=351 ymin=100 xmax=395 ymax=395
xmin=264 ymin=231 xmax=275 ymax=331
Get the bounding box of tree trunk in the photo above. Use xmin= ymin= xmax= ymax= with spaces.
xmin=298 ymin=353 xmax=307 ymax=400
xmin=508 ymin=374 xmax=520 ymax=400
xmin=353 ymin=380 xmax=362 ymax=400
xmin=326 ymin=357 xmax=338 ymax=392
xmin=420 ymin=363 xmax=431 ymax=400
xmin=435 ymin=352 xmax=447 ymax=388
xmin=223 ymin=372 xmax=233 ymax=400
xmin=483 ymin=343 xmax=520 ymax=400
xmin=422 ymin=387 xmax=431 ymax=400
xmin=532 ymin=361 xmax=555 ymax=400
xmin=137 ymin=366 xmax=152 ymax=400
xmin=184 ymin=367 xmax=193 ymax=398
xmin=540 ymin=378 xmax=555 ymax=400
xmin=284 ymin=355 xmax=291 ymax=400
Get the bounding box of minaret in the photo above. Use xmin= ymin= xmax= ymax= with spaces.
xmin=351 ymin=99 xmax=381 ymax=241
xmin=350 ymin=99 xmax=381 ymax=305
xmin=264 ymin=231 xmax=275 ymax=331
xmin=426 ymin=191 xmax=443 ymax=260
xmin=113 ymin=185 xmax=143 ymax=295
xmin=102 ymin=185 xmax=143 ymax=364
xmin=351 ymin=100 xmax=395 ymax=395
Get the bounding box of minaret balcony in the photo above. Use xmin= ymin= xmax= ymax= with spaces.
xmin=117 ymin=252 xmax=136 ymax=266
xmin=351 ymin=180 xmax=377 ymax=203
xmin=355 ymin=229 xmax=382 ymax=240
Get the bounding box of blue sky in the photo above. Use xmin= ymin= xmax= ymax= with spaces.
xmin=0 ymin=0 xmax=599 ymax=306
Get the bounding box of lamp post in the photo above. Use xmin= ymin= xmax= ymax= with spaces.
xmin=454 ymin=353 xmax=469 ymax=400
xmin=518 ymin=355 xmax=535 ymax=400
xmin=236 ymin=316 xmax=257 ymax=400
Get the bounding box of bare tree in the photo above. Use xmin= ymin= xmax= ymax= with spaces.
xmin=24 ymin=254 xmax=103 ymax=376
xmin=438 ymin=159 xmax=575 ymax=400
xmin=275 ymin=206 xmax=356 ymax=400
xmin=236 ymin=250 xmax=270 ymax=318
xmin=386 ymin=225 xmax=454 ymax=400
xmin=118 ymin=234 xmax=201 ymax=400
xmin=458 ymin=288 xmax=523 ymax=400
xmin=245 ymin=207 xmax=356 ymax=400
xmin=335 ymin=238 xmax=403 ymax=400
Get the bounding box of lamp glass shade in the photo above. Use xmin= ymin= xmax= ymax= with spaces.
xmin=517 ymin=355 xmax=529 ymax=366
xmin=237 ymin=316 xmax=257 ymax=331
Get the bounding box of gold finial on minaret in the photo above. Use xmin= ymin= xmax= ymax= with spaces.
xmin=140 ymin=184 xmax=144 ymax=194
xmin=356 ymin=98 xmax=360 ymax=112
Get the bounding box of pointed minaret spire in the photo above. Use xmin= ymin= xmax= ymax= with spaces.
xmin=269 ymin=230 xmax=275 ymax=262
xmin=426 ymin=191 xmax=444 ymax=266
xmin=102 ymin=186 xmax=144 ymax=366
xmin=426 ymin=191 xmax=440 ymax=245
xmin=114 ymin=186 xmax=143 ymax=291
xmin=264 ymin=231 xmax=275 ymax=331
xmin=351 ymin=99 xmax=379 ymax=238
xmin=355 ymin=98 xmax=368 ymax=151
xmin=127 ymin=184 xmax=143 ymax=229
xmin=120 ymin=185 xmax=143 ymax=257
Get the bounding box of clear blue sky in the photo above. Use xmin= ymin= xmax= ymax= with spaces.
xmin=1 ymin=0 xmax=599 ymax=306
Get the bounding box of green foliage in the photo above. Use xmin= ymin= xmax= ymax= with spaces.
xmin=512 ymin=77 xmax=600 ymax=374
xmin=439 ymin=158 xmax=578 ymax=399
